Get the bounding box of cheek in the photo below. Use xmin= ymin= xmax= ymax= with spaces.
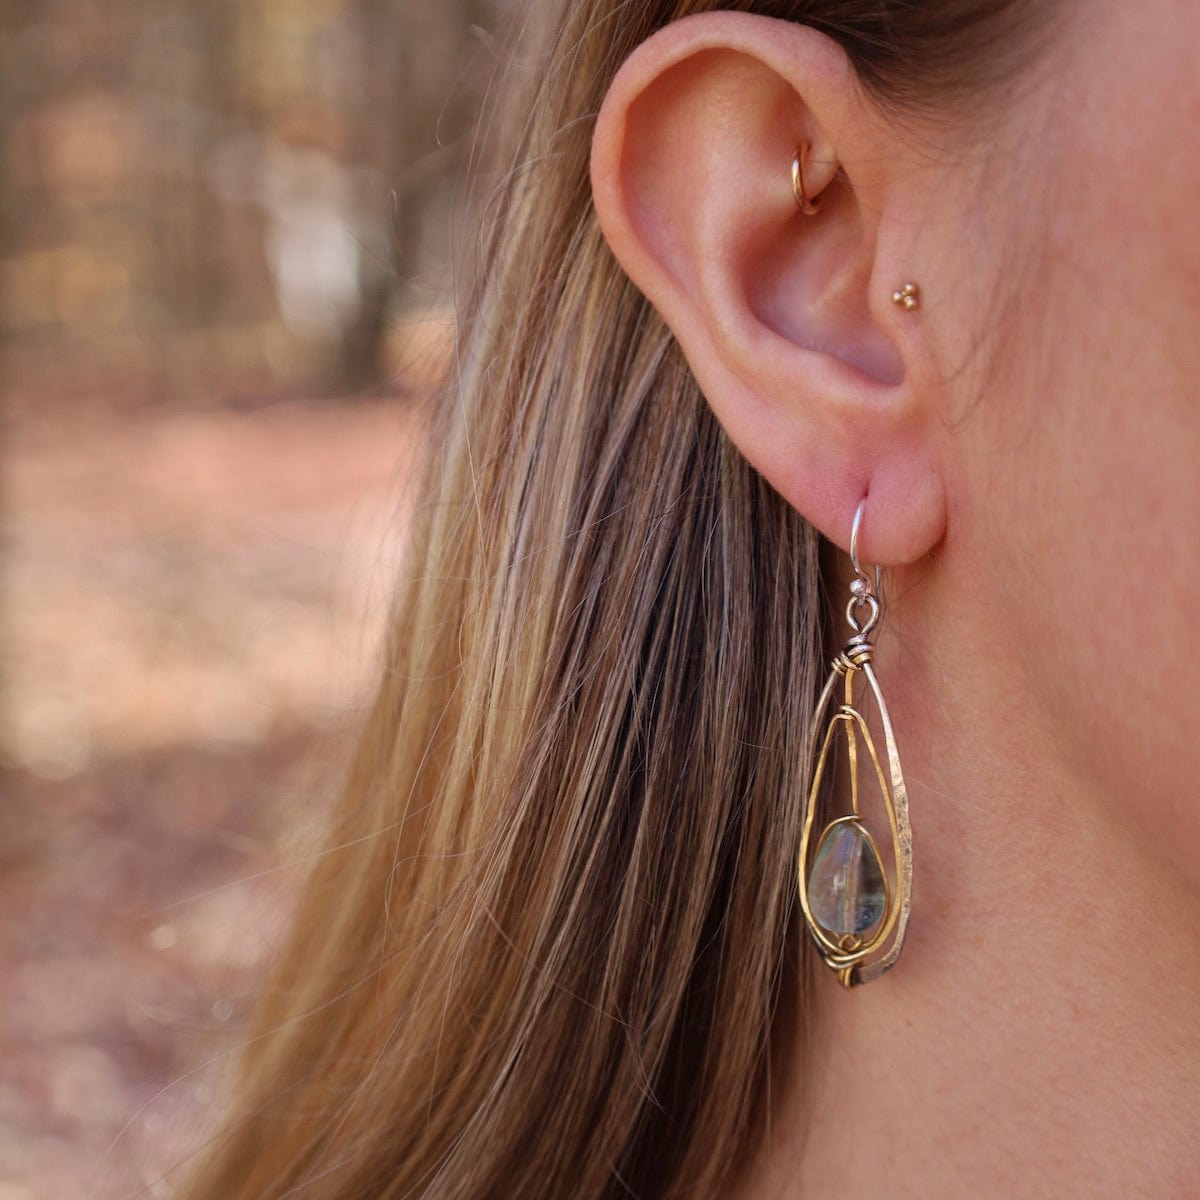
xmin=957 ymin=0 xmax=1200 ymax=874
xmin=973 ymin=104 xmax=1200 ymax=884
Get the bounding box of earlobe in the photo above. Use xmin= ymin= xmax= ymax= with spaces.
xmin=589 ymin=11 xmax=947 ymax=567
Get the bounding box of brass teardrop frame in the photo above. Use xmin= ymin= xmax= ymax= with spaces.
xmin=798 ymin=655 xmax=912 ymax=987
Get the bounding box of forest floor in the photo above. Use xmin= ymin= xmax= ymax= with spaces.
xmin=1 ymin=395 xmax=421 ymax=1198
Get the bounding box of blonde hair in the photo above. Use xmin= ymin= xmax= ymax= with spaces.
xmin=181 ymin=1 xmax=1038 ymax=1195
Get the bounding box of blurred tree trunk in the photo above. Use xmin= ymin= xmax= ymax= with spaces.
xmin=339 ymin=0 xmax=491 ymax=394
xmin=0 ymin=3 xmax=17 ymax=402
xmin=191 ymin=0 xmax=243 ymax=324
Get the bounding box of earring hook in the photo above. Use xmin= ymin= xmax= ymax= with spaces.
xmin=849 ymin=497 xmax=882 ymax=600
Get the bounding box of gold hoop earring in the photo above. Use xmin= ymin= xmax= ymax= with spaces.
xmin=797 ymin=498 xmax=913 ymax=988
xmin=791 ymin=143 xmax=821 ymax=215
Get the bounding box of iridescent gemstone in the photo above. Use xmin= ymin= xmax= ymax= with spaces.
xmin=808 ymin=820 xmax=886 ymax=938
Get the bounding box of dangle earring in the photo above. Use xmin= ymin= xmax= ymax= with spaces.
xmin=797 ymin=499 xmax=913 ymax=988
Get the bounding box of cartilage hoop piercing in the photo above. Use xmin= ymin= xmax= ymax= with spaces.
xmin=792 ymin=143 xmax=821 ymax=215
xmin=796 ymin=498 xmax=914 ymax=988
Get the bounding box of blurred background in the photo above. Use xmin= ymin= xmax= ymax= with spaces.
xmin=1 ymin=1 xmax=496 ymax=1193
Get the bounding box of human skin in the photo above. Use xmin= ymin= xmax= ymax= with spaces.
xmin=590 ymin=5 xmax=1200 ymax=1197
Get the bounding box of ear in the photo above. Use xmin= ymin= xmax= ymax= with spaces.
xmin=589 ymin=11 xmax=946 ymax=566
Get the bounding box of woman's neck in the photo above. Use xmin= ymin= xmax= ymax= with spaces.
xmin=731 ymin=560 xmax=1200 ymax=1199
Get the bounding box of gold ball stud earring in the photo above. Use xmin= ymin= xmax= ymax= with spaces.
xmin=891 ymin=282 xmax=921 ymax=311
xmin=791 ymin=143 xmax=821 ymax=215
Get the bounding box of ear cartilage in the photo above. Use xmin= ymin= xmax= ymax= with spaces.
xmin=891 ymin=282 xmax=921 ymax=311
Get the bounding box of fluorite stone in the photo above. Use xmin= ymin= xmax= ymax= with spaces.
xmin=807 ymin=819 xmax=886 ymax=938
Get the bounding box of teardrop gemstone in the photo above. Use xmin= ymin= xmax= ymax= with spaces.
xmin=808 ymin=820 xmax=886 ymax=938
